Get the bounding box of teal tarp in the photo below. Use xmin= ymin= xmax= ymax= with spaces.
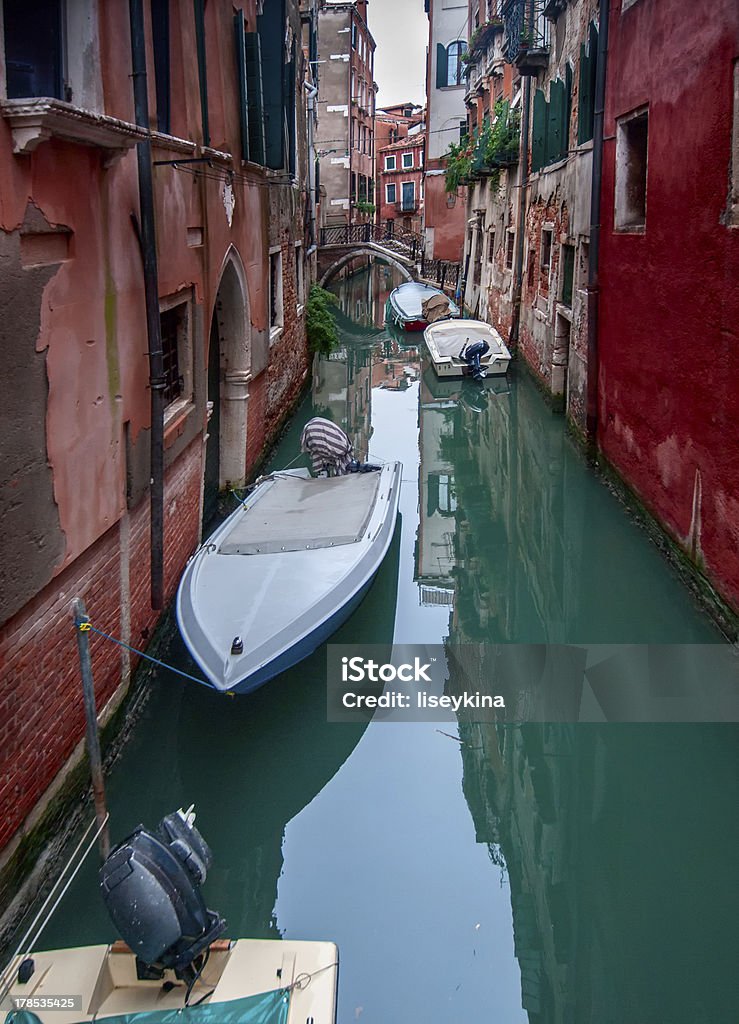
xmin=5 ymin=989 xmax=290 ymax=1024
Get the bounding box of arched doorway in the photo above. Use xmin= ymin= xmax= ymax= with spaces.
xmin=203 ymin=249 xmax=251 ymax=525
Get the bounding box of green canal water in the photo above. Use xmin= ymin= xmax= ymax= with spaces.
xmin=38 ymin=265 xmax=736 ymax=1022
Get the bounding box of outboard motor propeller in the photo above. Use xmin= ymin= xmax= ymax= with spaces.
xmin=100 ymin=806 xmax=225 ymax=983
xmin=461 ymin=339 xmax=490 ymax=381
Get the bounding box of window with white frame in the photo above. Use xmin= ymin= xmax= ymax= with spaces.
xmin=294 ymin=242 xmax=304 ymax=310
xmin=400 ymin=181 xmax=415 ymax=211
xmin=385 ymin=154 xmax=396 ymax=170
xmin=402 ymin=152 xmax=413 ymax=169
xmin=269 ymin=248 xmax=283 ymax=335
xmin=437 ymin=40 xmax=466 ymax=88
xmin=386 ymin=182 xmax=397 ymax=204
xmin=159 ymin=290 xmax=194 ymax=417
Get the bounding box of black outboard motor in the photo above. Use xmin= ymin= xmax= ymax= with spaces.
xmin=461 ymin=339 xmax=490 ymax=381
xmin=100 ymin=807 xmax=225 ymax=983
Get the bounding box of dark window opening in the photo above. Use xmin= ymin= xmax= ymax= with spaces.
xmin=561 ymin=243 xmax=575 ymax=307
xmin=4 ymin=0 xmax=63 ymax=100
xmin=160 ymin=305 xmax=185 ymax=406
xmin=152 ymin=0 xmax=171 ymax=134
xmin=506 ymin=231 xmax=515 ymax=270
xmin=616 ymin=110 xmax=648 ymax=230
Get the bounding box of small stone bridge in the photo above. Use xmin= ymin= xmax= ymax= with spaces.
xmin=317 ymin=225 xmax=462 ymax=295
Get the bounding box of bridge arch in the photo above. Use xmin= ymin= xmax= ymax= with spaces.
xmin=318 ymin=247 xmax=415 ymax=288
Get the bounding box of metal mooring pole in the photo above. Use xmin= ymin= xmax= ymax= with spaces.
xmin=72 ymin=598 xmax=111 ymax=860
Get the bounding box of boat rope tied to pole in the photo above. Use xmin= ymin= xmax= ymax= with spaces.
xmin=73 ymin=619 xmax=215 ymax=690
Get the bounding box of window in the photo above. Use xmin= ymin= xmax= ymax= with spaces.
xmin=540 ymin=227 xmax=553 ymax=293
xmin=401 ymin=181 xmax=415 ymax=211
xmin=269 ymin=249 xmax=283 ymax=334
xmin=505 ymin=230 xmax=515 ymax=270
xmin=3 ymin=0 xmax=102 ymax=109
xmin=578 ymin=24 xmax=598 ymax=145
xmin=386 ymin=183 xmax=397 ymax=204
xmin=532 ymin=66 xmax=573 ymax=172
xmin=159 ymin=292 xmax=194 ymax=415
xmin=460 ymin=120 xmax=468 ymax=144
xmin=436 ymin=40 xmax=466 ymax=88
xmin=295 ymin=242 xmax=304 ymax=309
xmin=488 ymin=231 xmax=496 ymax=264
xmin=615 ymin=108 xmax=648 ymax=231
xmin=385 ymin=154 xmax=397 ymax=170
xmin=352 ymin=22 xmax=357 ymax=49
xmin=152 ymin=0 xmax=170 ymax=133
xmin=561 ymin=244 xmax=575 ymax=307
xmin=402 ymin=152 xmax=413 ymax=169
xmin=257 ymin=1 xmax=295 ymax=171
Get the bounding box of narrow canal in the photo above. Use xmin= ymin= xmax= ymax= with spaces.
xmin=41 ymin=263 xmax=736 ymax=1022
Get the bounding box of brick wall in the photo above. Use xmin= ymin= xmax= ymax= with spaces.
xmin=0 ymin=438 xmax=202 ymax=854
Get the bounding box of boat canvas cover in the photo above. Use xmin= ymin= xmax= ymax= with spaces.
xmin=300 ymin=417 xmax=352 ymax=474
xmin=421 ymin=293 xmax=452 ymax=324
xmin=431 ymin=324 xmax=506 ymax=359
xmin=4 ymin=988 xmax=289 ymax=1024
xmin=220 ymin=472 xmax=381 ymax=554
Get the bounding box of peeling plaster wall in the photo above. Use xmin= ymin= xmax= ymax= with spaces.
xmin=598 ymin=0 xmax=739 ymax=613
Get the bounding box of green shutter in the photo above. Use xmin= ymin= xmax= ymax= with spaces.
xmin=436 ymin=43 xmax=448 ymax=89
xmin=561 ymin=244 xmax=575 ymax=307
xmin=193 ymin=0 xmax=209 ymax=147
xmin=257 ymin=0 xmax=285 ymax=169
xmin=532 ymin=88 xmax=546 ymax=172
xmin=564 ymin=63 xmax=572 ymax=154
xmin=547 ymin=79 xmax=564 ymax=163
xmin=578 ymin=24 xmax=598 ymax=144
xmin=245 ymin=32 xmax=266 ymax=165
xmin=234 ymin=15 xmax=249 ymax=161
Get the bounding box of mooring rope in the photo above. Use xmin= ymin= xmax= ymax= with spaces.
xmin=75 ymin=616 xmax=212 ymax=690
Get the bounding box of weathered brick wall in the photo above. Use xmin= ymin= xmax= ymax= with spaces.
xmin=0 ymin=439 xmax=202 ymax=855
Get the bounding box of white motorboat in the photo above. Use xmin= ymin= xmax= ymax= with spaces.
xmin=3 ymin=938 xmax=337 ymax=1024
xmin=1 ymin=808 xmax=337 ymax=1024
xmin=385 ymin=282 xmax=460 ymax=331
xmin=424 ymin=318 xmax=511 ymax=379
xmin=176 ymin=462 xmax=402 ymax=695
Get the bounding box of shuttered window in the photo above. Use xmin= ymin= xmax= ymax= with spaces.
xmin=578 ymin=23 xmax=598 ymax=144
xmin=234 ymin=15 xmax=249 ymax=161
xmin=245 ymin=32 xmax=266 ymax=165
xmin=258 ymin=0 xmax=286 ymax=169
xmin=532 ymin=89 xmax=547 ymax=172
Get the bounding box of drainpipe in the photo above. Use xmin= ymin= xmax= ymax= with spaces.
xmin=129 ymin=0 xmax=165 ymax=609
xmin=586 ymin=0 xmax=610 ymax=453
xmin=510 ymin=72 xmax=532 ymax=351
xmin=304 ymin=80 xmax=319 ymax=254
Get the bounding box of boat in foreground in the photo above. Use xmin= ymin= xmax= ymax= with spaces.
xmin=177 ymin=461 xmax=402 ymax=695
xmin=4 ymin=938 xmax=337 ymax=1024
xmin=3 ymin=808 xmax=337 ymax=1024
xmin=385 ymin=281 xmax=459 ymax=331
xmin=424 ymin=318 xmax=512 ymax=379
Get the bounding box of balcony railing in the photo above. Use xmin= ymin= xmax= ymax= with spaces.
xmin=397 ymin=199 xmax=418 ymax=213
xmin=501 ymin=0 xmax=549 ymax=74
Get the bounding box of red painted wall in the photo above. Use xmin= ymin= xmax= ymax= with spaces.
xmin=598 ymin=0 xmax=739 ymax=613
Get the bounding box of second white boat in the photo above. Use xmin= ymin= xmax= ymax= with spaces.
xmin=424 ymin=318 xmax=512 ymax=379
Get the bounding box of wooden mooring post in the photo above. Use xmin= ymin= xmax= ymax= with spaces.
xmin=72 ymin=598 xmax=111 ymax=860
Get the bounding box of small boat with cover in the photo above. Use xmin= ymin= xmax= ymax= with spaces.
xmin=385 ymin=281 xmax=460 ymax=331
xmin=1 ymin=808 xmax=337 ymax=1024
xmin=424 ymin=318 xmax=512 ymax=380
xmin=176 ymin=419 xmax=402 ymax=695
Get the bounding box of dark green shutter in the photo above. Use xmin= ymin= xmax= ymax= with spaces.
xmin=561 ymin=244 xmax=574 ymax=307
xmin=245 ymin=32 xmax=266 ymax=165
xmin=234 ymin=15 xmax=249 ymax=161
xmin=436 ymin=43 xmax=448 ymax=89
xmin=547 ymin=79 xmax=563 ymax=163
xmin=258 ymin=0 xmax=285 ymax=169
xmin=578 ymin=24 xmax=597 ymax=144
xmin=193 ymin=0 xmax=209 ymax=147
xmin=564 ymin=63 xmax=572 ymax=154
xmin=532 ymin=89 xmax=546 ymax=172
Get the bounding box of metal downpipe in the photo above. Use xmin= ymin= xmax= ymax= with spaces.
xmin=586 ymin=0 xmax=610 ymax=453
xmin=129 ymin=0 xmax=165 ymax=609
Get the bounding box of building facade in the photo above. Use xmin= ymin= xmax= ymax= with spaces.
xmin=0 ymin=0 xmax=315 ymax=887
xmin=423 ymin=0 xmax=469 ymax=261
xmin=377 ymin=127 xmax=425 ymax=236
xmin=456 ymin=0 xmax=739 ymax=624
xmin=316 ymin=0 xmax=376 ymax=227
xmin=597 ymin=0 xmax=739 ymax=618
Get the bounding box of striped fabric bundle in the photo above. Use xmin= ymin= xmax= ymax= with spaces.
xmin=300 ymin=416 xmax=353 ymax=476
